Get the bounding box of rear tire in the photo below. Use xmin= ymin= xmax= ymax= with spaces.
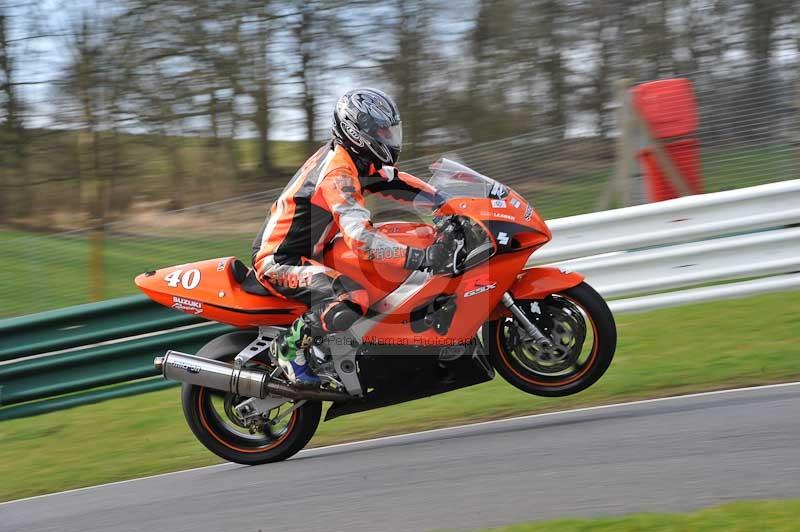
xmin=180 ymin=331 xmax=321 ymax=465
xmin=484 ymin=282 xmax=616 ymax=397
xmin=182 ymin=385 xmax=321 ymax=465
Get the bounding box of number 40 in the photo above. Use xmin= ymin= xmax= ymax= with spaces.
xmin=164 ymin=269 xmax=201 ymax=290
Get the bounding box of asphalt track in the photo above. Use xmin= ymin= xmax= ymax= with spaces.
xmin=4 ymin=382 xmax=800 ymax=532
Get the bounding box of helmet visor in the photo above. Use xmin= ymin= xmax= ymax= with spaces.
xmin=364 ymin=120 xmax=403 ymax=149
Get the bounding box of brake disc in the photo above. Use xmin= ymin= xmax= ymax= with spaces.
xmin=508 ymin=296 xmax=587 ymax=374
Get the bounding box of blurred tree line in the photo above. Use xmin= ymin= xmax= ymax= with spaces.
xmin=0 ymin=0 xmax=798 ymax=229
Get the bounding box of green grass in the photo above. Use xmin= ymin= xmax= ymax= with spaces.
xmin=478 ymin=499 xmax=800 ymax=531
xmin=0 ymin=231 xmax=254 ymax=317
xmin=1 ymin=144 xmax=795 ymax=317
xmin=701 ymin=144 xmax=798 ymax=193
xmin=1 ymin=290 xmax=798 ymax=502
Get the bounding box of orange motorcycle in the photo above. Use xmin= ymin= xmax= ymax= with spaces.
xmin=137 ymin=159 xmax=616 ymax=464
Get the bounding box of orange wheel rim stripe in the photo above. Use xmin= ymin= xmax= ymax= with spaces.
xmin=197 ymin=388 xmax=297 ymax=454
xmin=495 ymin=295 xmax=599 ymax=387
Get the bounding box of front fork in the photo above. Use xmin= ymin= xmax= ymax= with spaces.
xmin=500 ymin=292 xmax=554 ymax=350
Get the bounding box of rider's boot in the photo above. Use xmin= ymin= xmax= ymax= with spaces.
xmin=273 ymin=312 xmax=322 ymax=387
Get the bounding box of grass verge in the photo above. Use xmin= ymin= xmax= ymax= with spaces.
xmin=3 ymin=145 xmax=794 ymax=318
xmin=0 ymin=290 xmax=798 ymax=502
xmin=478 ymin=499 xmax=800 ymax=531
xmin=0 ymin=231 xmax=254 ymax=317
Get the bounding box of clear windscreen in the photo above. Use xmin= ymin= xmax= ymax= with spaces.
xmin=425 ymin=158 xmax=507 ymax=200
xmin=409 ymin=158 xmax=499 ymax=270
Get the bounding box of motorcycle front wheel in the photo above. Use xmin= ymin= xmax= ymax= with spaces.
xmin=484 ymin=282 xmax=616 ymax=397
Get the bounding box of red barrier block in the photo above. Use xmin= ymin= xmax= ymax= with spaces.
xmin=632 ymin=78 xmax=698 ymax=139
xmin=639 ymin=138 xmax=704 ymax=202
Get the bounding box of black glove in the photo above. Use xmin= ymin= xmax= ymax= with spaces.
xmin=405 ymin=242 xmax=449 ymax=272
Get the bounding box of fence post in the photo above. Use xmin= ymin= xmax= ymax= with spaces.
xmin=599 ymin=79 xmax=637 ymax=210
xmin=89 ymin=223 xmax=106 ymax=301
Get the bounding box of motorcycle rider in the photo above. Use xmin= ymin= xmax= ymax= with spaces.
xmin=252 ymin=88 xmax=451 ymax=386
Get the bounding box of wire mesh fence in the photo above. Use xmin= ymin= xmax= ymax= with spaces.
xmin=1 ymin=59 xmax=798 ymax=318
xmin=692 ymin=60 xmax=799 ymax=192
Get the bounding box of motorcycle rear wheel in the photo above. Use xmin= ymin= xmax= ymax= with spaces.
xmin=484 ymin=282 xmax=616 ymax=397
xmin=181 ymin=331 xmax=321 ymax=465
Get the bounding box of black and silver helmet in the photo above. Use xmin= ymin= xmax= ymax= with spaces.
xmin=332 ymin=88 xmax=403 ymax=166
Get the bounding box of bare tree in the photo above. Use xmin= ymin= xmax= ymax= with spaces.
xmin=468 ymin=0 xmax=534 ymax=141
xmin=0 ymin=8 xmax=16 ymax=222
xmin=288 ymin=0 xmax=371 ymax=154
xmin=294 ymin=2 xmax=317 ymax=153
xmin=577 ymin=0 xmax=615 ymax=138
xmin=535 ymin=0 xmax=570 ymax=136
xmin=0 ymin=4 xmax=29 ymax=221
xmin=235 ymin=2 xmax=277 ymax=176
xmin=381 ymin=0 xmax=438 ymax=156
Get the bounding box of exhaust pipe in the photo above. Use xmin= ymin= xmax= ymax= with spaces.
xmin=154 ymin=351 xmax=351 ymax=402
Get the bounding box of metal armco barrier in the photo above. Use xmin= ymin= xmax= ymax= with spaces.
xmin=1 ymin=179 xmax=798 ymax=421
xmin=0 ymin=323 xmax=233 ymax=405
xmin=0 ymin=310 xmax=234 ymax=421
xmin=0 ymin=295 xmax=204 ymax=362
xmin=540 ymin=179 xmax=800 ymax=312
xmin=536 ymin=178 xmax=800 ymax=264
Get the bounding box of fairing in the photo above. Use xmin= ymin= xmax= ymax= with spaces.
xmin=136 ymin=159 xmax=556 ymax=342
xmin=421 ymin=159 xmax=552 ymax=252
xmin=134 ymin=257 xmax=306 ymax=328
xmin=510 ymin=267 xmax=585 ymax=300
xmin=355 ymin=250 xmax=533 ymax=345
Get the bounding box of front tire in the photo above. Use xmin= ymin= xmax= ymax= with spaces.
xmin=484 ymin=282 xmax=616 ymax=397
xmin=180 ymin=331 xmax=321 ymax=465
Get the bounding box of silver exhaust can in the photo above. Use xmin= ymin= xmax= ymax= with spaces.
xmin=155 ymin=350 xmax=269 ymax=399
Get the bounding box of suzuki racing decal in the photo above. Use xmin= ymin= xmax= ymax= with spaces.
xmin=464 ymin=273 xmax=498 ymax=298
xmin=484 ymin=220 xmax=540 ymax=251
xmin=172 ymin=296 xmax=203 ymax=314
